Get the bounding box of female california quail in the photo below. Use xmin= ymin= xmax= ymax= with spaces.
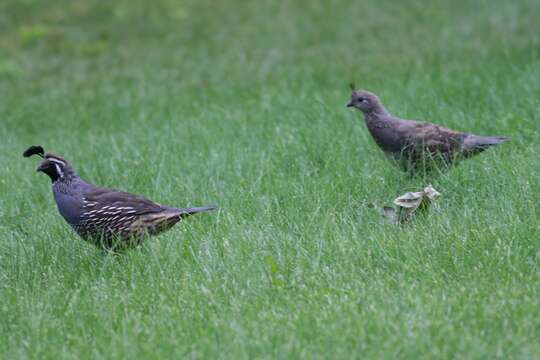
xmin=23 ymin=145 xmax=216 ymax=250
xmin=346 ymin=87 xmax=508 ymax=173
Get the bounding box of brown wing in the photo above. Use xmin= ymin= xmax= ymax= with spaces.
xmin=83 ymin=187 xmax=166 ymax=215
xmin=399 ymin=121 xmax=466 ymax=155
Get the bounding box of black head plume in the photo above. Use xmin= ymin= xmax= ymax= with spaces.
xmin=349 ymin=82 xmax=356 ymax=91
xmin=23 ymin=145 xmax=45 ymax=158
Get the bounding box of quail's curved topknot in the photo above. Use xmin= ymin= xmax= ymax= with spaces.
xmin=23 ymin=145 xmax=45 ymax=158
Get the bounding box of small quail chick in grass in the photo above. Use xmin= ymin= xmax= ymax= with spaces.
xmin=24 ymin=145 xmax=216 ymax=250
xmin=347 ymin=87 xmax=508 ymax=173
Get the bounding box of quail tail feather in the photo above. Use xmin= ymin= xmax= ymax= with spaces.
xmin=177 ymin=205 xmax=217 ymax=218
xmin=463 ymin=135 xmax=509 ymax=153
xmin=130 ymin=205 xmax=216 ymax=236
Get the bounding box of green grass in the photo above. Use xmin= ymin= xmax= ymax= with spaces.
xmin=1 ymin=0 xmax=539 ymax=358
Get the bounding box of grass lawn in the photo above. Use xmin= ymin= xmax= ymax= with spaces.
xmin=1 ymin=0 xmax=539 ymax=358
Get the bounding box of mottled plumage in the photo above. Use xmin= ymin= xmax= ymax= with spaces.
xmin=24 ymin=146 xmax=216 ymax=249
xmin=347 ymin=89 xmax=508 ymax=173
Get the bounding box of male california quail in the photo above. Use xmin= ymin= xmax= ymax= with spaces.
xmin=23 ymin=145 xmax=216 ymax=250
xmin=346 ymin=88 xmax=508 ymax=173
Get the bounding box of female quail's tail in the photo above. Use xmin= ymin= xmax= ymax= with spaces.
xmin=462 ymin=135 xmax=509 ymax=155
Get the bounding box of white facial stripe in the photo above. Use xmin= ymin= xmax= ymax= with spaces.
xmin=48 ymin=158 xmax=67 ymax=166
xmin=54 ymin=163 xmax=64 ymax=178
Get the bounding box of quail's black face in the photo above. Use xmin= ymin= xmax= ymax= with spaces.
xmin=23 ymin=145 xmax=75 ymax=183
xmin=37 ymin=156 xmax=68 ymax=182
xmin=347 ymin=90 xmax=379 ymax=113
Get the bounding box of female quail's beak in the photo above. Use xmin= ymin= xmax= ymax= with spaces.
xmin=346 ymin=100 xmax=354 ymax=107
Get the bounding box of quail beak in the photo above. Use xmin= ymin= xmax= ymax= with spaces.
xmin=36 ymin=163 xmax=46 ymax=172
xmin=346 ymin=100 xmax=354 ymax=107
